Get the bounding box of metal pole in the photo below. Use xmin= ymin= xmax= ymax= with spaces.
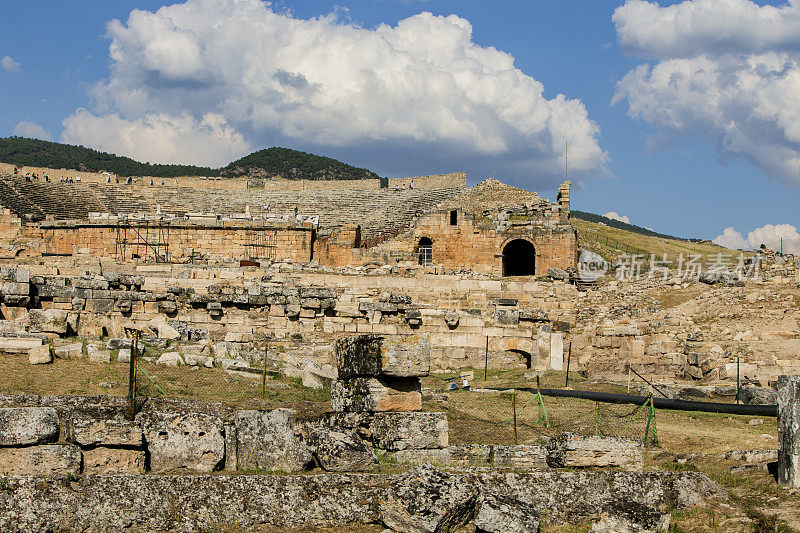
xmin=565 ymin=342 xmax=572 ymax=387
xmin=628 ymin=365 xmax=669 ymax=398
xmin=736 ymin=357 xmax=740 ymax=404
xmin=262 ymin=344 xmax=268 ymax=400
xmin=512 ymin=392 xmax=518 ymax=445
xmin=484 ymin=336 xmax=489 ymax=381
xmin=129 ymin=331 xmax=138 ymax=419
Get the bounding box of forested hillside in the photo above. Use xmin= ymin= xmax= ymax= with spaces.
xmin=0 ymin=138 xmax=381 ymax=181
xmin=220 ymin=147 xmax=380 ymax=180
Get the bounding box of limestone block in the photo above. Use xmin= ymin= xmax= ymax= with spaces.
xmin=546 ymin=433 xmax=643 ymax=471
xmin=0 ymin=281 xmax=30 ymax=296
xmin=335 ymin=334 xmax=430 ymax=379
xmin=138 ymin=411 xmax=225 ymax=473
xmin=55 ymin=342 xmax=83 ymax=359
xmin=492 ymin=444 xmax=548 ymax=468
xmin=449 ymin=444 xmax=492 ymax=466
xmin=550 ymin=333 xmax=564 ymax=371
xmin=148 ymin=316 xmax=180 ymax=340
xmin=72 ymin=413 xmax=142 ymax=447
xmin=381 ymin=464 xmax=479 ymax=533
xmin=474 ymin=494 xmax=540 ymax=533
xmin=235 ymin=409 xmax=314 ymax=473
xmin=156 ymin=352 xmax=183 ymax=366
xmin=28 ymin=309 xmax=68 ymax=335
xmin=183 ymin=353 xmax=214 ymax=367
xmin=83 ymin=448 xmax=145 ymax=474
xmin=87 ymin=346 xmax=111 ymax=363
xmin=0 ymin=337 xmax=42 ymax=354
xmin=28 ymin=344 xmax=52 ymax=364
xmin=0 ymin=407 xmax=59 ymax=445
xmin=390 ymin=448 xmax=451 ymax=466
xmin=117 ymin=349 xmax=131 ymax=363
xmin=370 ymin=412 xmax=448 ymax=451
xmin=494 ymin=308 xmax=519 ymax=326
xmin=0 ymin=444 xmax=81 ymax=476
xmin=302 ymin=425 xmax=378 ymax=472
xmin=778 ymin=375 xmax=800 ymax=487
xmin=331 ymin=377 xmax=422 ymax=413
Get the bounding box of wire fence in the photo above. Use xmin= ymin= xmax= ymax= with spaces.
xmin=429 ymin=384 xmax=659 ymax=448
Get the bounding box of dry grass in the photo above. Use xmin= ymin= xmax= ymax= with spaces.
xmin=572 ymin=217 xmax=749 ymax=266
xmin=0 ymin=348 xmax=330 ymax=416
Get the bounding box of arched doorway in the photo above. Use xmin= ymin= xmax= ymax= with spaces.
xmin=502 ymin=239 xmax=535 ymax=276
xmin=507 ymin=349 xmax=533 ymax=369
xmin=417 ymin=237 xmax=433 ymax=265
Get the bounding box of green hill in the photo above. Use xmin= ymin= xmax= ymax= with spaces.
xmin=0 ymin=138 xmax=381 ymax=181
xmin=0 ymin=137 xmax=215 ymax=178
xmin=220 ymin=147 xmax=380 ymax=180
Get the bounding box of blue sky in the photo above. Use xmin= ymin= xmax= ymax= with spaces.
xmin=1 ymin=0 xmax=799 ymax=245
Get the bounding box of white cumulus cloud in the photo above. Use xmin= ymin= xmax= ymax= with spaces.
xmin=713 ymin=223 xmax=800 ymax=252
xmin=63 ymin=110 xmax=248 ymax=168
xmin=12 ymin=121 xmax=51 ymax=141
xmin=613 ymin=0 xmax=800 ymax=187
xmin=603 ymin=211 xmax=631 ymax=224
xmin=1 ymin=55 xmax=20 ymax=72
xmin=62 ymin=0 xmax=605 ymax=179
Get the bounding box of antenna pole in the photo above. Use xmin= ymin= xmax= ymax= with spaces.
xmin=565 ymin=141 xmax=568 ymax=180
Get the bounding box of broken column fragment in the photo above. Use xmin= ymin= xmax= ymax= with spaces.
xmin=331 ymin=334 xmax=429 ymax=413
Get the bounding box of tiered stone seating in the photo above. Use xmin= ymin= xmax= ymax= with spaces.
xmin=89 ymin=185 xmax=462 ymax=240
xmin=0 ymin=177 xmax=107 ymax=220
xmin=0 ymin=175 xmax=463 ymax=242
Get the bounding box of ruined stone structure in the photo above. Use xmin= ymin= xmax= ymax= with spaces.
xmin=0 ymin=169 xmax=576 ymax=276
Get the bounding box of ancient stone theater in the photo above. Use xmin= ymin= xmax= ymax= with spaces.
xmin=0 ymin=165 xmax=576 ymax=276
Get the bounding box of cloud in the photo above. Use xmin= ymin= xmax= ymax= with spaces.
xmin=603 ymin=211 xmax=631 ymax=224
xmin=614 ymin=0 xmax=800 ymax=58
xmin=712 ymin=226 xmax=749 ymax=250
xmin=1 ymin=55 xmax=20 ymax=72
xmin=713 ymin=223 xmax=800 ymax=252
xmin=12 ymin=121 xmax=52 ymax=141
xmin=62 ymin=110 xmax=249 ymax=168
xmin=613 ymin=1 xmax=800 ymax=187
xmin=62 ymin=0 xmax=605 ymax=180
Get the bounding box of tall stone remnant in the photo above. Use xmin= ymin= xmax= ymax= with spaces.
xmin=778 ymin=375 xmax=800 ymax=487
xmin=332 ymin=334 xmax=430 ymax=412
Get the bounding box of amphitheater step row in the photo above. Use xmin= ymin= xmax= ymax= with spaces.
xmin=0 ymin=176 xmax=461 ymax=242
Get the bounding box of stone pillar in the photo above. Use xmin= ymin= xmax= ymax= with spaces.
xmin=550 ymin=333 xmax=564 ymax=371
xmin=778 ymin=375 xmax=800 ymax=487
xmin=537 ymin=325 xmax=551 ymax=371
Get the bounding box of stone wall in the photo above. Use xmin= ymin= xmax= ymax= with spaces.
xmin=354 ymin=207 xmax=578 ymax=276
xmin=37 ymin=219 xmax=314 ymax=263
xmin=387 ymin=172 xmax=467 ymax=190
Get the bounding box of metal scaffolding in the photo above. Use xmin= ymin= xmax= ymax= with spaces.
xmin=115 ymin=220 xmax=171 ymax=263
xmin=244 ymin=224 xmax=277 ymax=260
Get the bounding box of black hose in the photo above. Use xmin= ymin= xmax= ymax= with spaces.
xmin=484 ymin=387 xmax=777 ymax=417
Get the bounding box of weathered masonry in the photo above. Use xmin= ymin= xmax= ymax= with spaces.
xmin=0 ymin=171 xmax=577 ymax=275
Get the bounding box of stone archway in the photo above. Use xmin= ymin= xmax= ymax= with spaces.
xmin=502 ymin=239 xmax=535 ymax=276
